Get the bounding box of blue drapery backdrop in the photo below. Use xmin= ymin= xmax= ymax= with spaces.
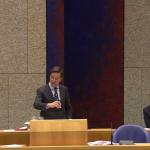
xmin=46 ymin=0 xmax=124 ymax=128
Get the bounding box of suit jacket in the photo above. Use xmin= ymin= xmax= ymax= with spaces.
xmin=33 ymin=84 xmax=72 ymax=119
xmin=143 ymin=105 xmax=150 ymax=128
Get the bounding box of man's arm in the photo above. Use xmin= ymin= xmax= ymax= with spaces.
xmin=65 ymin=87 xmax=72 ymax=119
xmin=33 ymin=88 xmax=47 ymax=111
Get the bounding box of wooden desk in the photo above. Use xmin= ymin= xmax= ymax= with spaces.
xmin=0 ymin=129 xmax=113 ymax=146
xmin=0 ymin=130 xmax=149 ymax=150
xmin=0 ymin=131 xmax=29 ymax=145
xmin=0 ymin=128 xmax=150 ymax=145
xmin=30 ymin=119 xmax=88 ymax=146
xmin=88 ymin=128 xmax=114 ymax=141
xmin=0 ymin=128 xmax=149 ymax=146
xmin=0 ymin=144 xmax=150 ymax=150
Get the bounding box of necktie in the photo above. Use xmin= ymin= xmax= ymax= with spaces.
xmin=54 ymin=87 xmax=59 ymax=100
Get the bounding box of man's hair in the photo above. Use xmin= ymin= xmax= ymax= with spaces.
xmin=49 ymin=66 xmax=63 ymax=77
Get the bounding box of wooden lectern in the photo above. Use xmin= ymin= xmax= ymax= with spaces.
xmin=30 ymin=119 xmax=87 ymax=146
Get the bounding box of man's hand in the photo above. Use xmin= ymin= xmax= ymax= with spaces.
xmin=47 ymin=101 xmax=61 ymax=109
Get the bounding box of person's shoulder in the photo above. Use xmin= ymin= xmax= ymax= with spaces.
xmin=37 ymin=84 xmax=49 ymax=91
xmin=59 ymin=84 xmax=68 ymax=90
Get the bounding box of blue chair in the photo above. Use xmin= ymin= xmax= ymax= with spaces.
xmin=113 ymin=124 xmax=150 ymax=143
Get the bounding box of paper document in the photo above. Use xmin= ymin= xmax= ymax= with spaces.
xmin=88 ymin=140 xmax=111 ymax=146
xmin=2 ymin=129 xmax=15 ymax=132
xmin=0 ymin=144 xmax=25 ymax=148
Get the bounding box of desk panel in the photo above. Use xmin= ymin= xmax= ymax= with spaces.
xmin=88 ymin=128 xmax=114 ymax=141
xmin=0 ymin=131 xmax=29 ymax=145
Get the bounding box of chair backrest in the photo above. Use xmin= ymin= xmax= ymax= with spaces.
xmin=113 ymin=124 xmax=150 ymax=143
xmin=143 ymin=105 xmax=150 ymax=128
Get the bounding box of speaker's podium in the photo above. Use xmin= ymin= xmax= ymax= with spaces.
xmin=30 ymin=119 xmax=87 ymax=146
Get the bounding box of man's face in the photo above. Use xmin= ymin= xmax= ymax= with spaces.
xmin=50 ymin=72 xmax=62 ymax=87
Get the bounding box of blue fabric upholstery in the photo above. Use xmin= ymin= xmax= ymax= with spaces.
xmin=113 ymin=124 xmax=150 ymax=143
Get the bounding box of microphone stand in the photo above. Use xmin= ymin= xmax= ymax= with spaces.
xmin=108 ymin=122 xmax=113 ymax=145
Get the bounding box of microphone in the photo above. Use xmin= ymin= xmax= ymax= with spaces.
xmin=83 ymin=108 xmax=88 ymax=119
xmin=109 ymin=122 xmax=113 ymax=145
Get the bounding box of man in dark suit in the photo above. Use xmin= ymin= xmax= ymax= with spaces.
xmin=33 ymin=66 xmax=72 ymax=119
xmin=143 ymin=105 xmax=150 ymax=128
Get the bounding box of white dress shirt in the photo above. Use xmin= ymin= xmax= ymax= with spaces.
xmin=49 ymin=82 xmax=61 ymax=100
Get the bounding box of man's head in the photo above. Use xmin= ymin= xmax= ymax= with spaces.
xmin=49 ymin=66 xmax=63 ymax=87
